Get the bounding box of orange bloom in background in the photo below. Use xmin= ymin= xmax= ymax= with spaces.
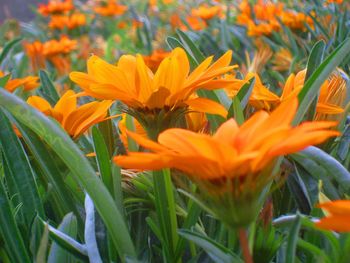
xmin=70 ymin=48 xmax=236 ymax=118
xmin=49 ymin=13 xmax=87 ymax=30
xmin=226 ymin=73 xmax=280 ymax=111
xmin=281 ymin=69 xmax=346 ymax=119
xmin=316 ymin=200 xmax=350 ymax=232
xmin=94 ymin=0 xmax=128 ymax=16
xmin=191 ymin=5 xmax=222 ymax=21
xmin=23 ymin=41 xmax=46 ymax=72
xmin=246 ymin=40 xmax=273 ymax=73
xmin=115 ymin=98 xmax=338 ymax=226
xmin=0 ymin=71 xmax=40 ymax=92
xmin=24 ymin=36 xmax=77 ymax=74
xmin=27 ymin=90 xmax=113 ymax=139
xmin=186 ymin=16 xmax=207 ymax=31
xmin=142 ymin=49 xmax=171 ymax=72
xmin=271 ymin=48 xmax=295 ymax=72
xmin=38 ymin=0 xmax=74 ymax=16
xmin=236 ymin=0 xmax=312 ymax=36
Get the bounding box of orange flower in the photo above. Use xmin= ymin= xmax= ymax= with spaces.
xmin=142 ymin=49 xmax=171 ymax=72
xmin=281 ymin=69 xmax=345 ymax=119
xmin=226 ymin=73 xmax=280 ymax=111
xmin=24 ymin=36 xmax=76 ymax=74
xmin=191 ymin=5 xmax=222 ymax=21
xmin=316 ymin=200 xmax=350 ymax=232
xmin=186 ymin=16 xmax=207 ymax=31
xmin=49 ymin=13 xmax=87 ymax=30
xmin=27 ymin=90 xmax=113 ymax=138
xmin=94 ymin=0 xmax=127 ymax=16
xmin=0 ymin=71 xmax=40 ymax=92
xmin=38 ymin=0 xmax=73 ymax=16
xmin=114 ymin=98 xmax=338 ymax=226
xmin=70 ymin=48 xmax=236 ymax=133
xmin=23 ymin=41 xmax=46 ymax=72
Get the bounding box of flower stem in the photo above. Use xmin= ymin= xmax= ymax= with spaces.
xmin=238 ymin=228 xmax=253 ymax=263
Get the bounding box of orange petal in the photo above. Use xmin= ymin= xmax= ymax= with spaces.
xmin=185 ymin=97 xmax=227 ymax=118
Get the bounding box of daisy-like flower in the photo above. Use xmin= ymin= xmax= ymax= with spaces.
xmin=114 ymin=98 xmax=339 ymax=227
xmin=49 ymin=13 xmax=87 ymax=30
xmin=0 ymin=71 xmax=40 ymax=93
xmin=38 ymin=0 xmax=74 ymax=16
xmin=24 ymin=36 xmax=77 ymax=75
xmin=281 ymin=69 xmax=346 ymax=120
xmin=70 ymin=48 xmax=236 ymax=136
xmin=27 ymin=90 xmax=113 ymax=139
xmin=93 ymin=0 xmax=128 ymax=17
xmin=316 ymin=200 xmax=350 ymax=232
xmin=191 ymin=5 xmax=222 ymax=21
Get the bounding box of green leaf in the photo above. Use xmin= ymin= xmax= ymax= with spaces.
xmin=286 ymin=164 xmax=312 ymax=214
xmin=294 ymin=38 xmax=350 ymax=124
xmin=229 ymin=97 xmax=244 ymax=125
xmin=44 ymin=219 xmax=88 ymax=259
xmin=176 ymin=29 xmax=205 ymax=64
xmin=304 ymin=40 xmax=326 ymax=121
xmin=178 ymin=229 xmax=243 ymax=263
xmin=14 ymin=120 xmax=83 ymax=224
xmin=0 ymin=109 xmax=45 ymax=224
xmin=236 ymin=77 xmax=255 ymax=109
xmin=0 ymin=178 xmax=31 ymax=263
xmin=285 ymin=213 xmax=301 ymax=263
xmin=152 ymin=169 xmax=179 ymax=259
xmin=299 ymin=146 xmax=350 ymax=192
xmin=84 ymin=194 xmax=103 ymax=263
xmin=36 ymin=224 xmax=49 ymax=263
xmin=92 ymin=127 xmax=113 ymax=195
xmin=0 ymin=38 xmax=21 ymax=65
xmin=38 ymin=70 xmax=60 ymax=105
xmin=0 ymin=90 xmax=137 ymax=260
xmin=48 ymin=213 xmax=80 ymax=263
xmin=0 ymin=74 xmax=11 ymax=88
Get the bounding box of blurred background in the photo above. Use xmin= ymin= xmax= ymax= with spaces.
xmin=0 ymin=0 xmax=47 ymax=22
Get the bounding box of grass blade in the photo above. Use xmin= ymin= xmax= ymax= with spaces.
xmin=0 ymin=90 xmax=137 ymax=260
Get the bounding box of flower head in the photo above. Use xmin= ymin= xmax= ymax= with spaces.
xmin=70 ymin=48 xmax=236 ymax=135
xmin=94 ymin=0 xmax=127 ymax=16
xmin=38 ymin=0 xmax=73 ymax=16
xmin=0 ymin=71 xmax=40 ymax=92
xmin=114 ymin=98 xmax=338 ymax=226
xmin=49 ymin=13 xmax=87 ymax=30
xmin=27 ymin=90 xmax=113 ymax=139
xmin=316 ymin=200 xmax=350 ymax=232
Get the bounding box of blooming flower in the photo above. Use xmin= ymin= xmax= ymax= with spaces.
xmin=94 ymin=0 xmax=128 ymax=16
xmin=191 ymin=5 xmax=222 ymax=21
xmin=114 ymin=98 xmax=338 ymax=226
xmin=70 ymin=48 xmax=236 ymax=135
xmin=142 ymin=49 xmax=171 ymax=72
xmin=316 ymin=200 xmax=350 ymax=232
xmin=0 ymin=71 xmax=40 ymax=92
xmin=24 ymin=36 xmax=77 ymax=74
xmin=27 ymin=90 xmax=113 ymax=138
xmin=49 ymin=13 xmax=87 ymax=30
xmin=38 ymin=0 xmax=74 ymax=16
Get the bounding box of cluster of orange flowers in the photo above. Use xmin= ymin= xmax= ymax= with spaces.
xmin=93 ymin=0 xmax=128 ymax=17
xmin=24 ymin=36 xmax=77 ymax=74
xmin=39 ymin=0 xmax=87 ymax=31
xmin=237 ymin=0 xmax=313 ymax=36
xmin=67 ymin=48 xmax=343 ymax=229
xmin=170 ymin=4 xmax=222 ymax=31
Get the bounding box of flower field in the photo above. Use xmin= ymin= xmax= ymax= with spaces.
xmin=1 ymin=0 xmax=350 ymax=262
